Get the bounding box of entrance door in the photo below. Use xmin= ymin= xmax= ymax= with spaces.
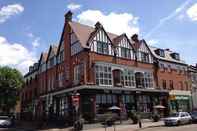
xmin=81 ymin=95 xmax=94 ymax=121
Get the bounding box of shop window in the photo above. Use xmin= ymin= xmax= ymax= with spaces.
xmin=95 ymin=65 xmax=112 ymax=86
xmin=96 ymin=94 xmax=117 ymax=114
xmin=122 ymin=95 xmax=136 ymax=111
xmin=138 ymin=95 xmax=151 ymax=112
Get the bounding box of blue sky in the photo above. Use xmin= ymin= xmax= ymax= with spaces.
xmin=0 ymin=0 xmax=197 ymax=73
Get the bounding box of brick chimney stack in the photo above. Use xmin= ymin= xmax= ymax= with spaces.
xmin=131 ymin=34 xmax=139 ymax=43
xmin=64 ymin=10 xmax=73 ymax=22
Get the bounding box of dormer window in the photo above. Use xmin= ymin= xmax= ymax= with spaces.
xmin=155 ymin=49 xmax=165 ymax=57
xmin=121 ymin=47 xmax=131 ymax=59
xmin=97 ymin=41 xmax=109 ymax=54
xmin=171 ymin=53 xmax=180 ymax=60
xmin=49 ymin=57 xmax=54 ymax=67
xmin=141 ymin=52 xmax=149 ymax=63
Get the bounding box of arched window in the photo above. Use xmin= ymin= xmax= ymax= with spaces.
xmin=135 ymin=72 xmax=144 ymax=88
xmin=112 ymin=69 xmax=123 ymax=87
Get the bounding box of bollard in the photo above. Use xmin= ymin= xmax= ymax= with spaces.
xmin=139 ymin=120 xmax=142 ymax=128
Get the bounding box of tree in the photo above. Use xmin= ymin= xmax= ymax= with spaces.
xmin=0 ymin=66 xmax=24 ymax=114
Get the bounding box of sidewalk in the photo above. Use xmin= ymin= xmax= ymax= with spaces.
xmin=84 ymin=120 xmax=164 ymax=131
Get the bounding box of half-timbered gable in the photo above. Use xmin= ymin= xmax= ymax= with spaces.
xmin=90 ymin=23 xmax=113 ymax=55
xmin=39 ymin=52 xmax=47 ymax=73
xmin=70 ymin=31 xmax=83 ymax=56
xmin=137 ymin=40 xmax=153 ymax=63
xmin=46 ymin=45 xmax=57 ymax=69
xmin=115 ymin=34 xmax=135 ymax=59
xmin=57 ymin=40 xmax=65 ymax=63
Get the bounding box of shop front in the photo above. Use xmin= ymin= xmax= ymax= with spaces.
xmin=77 ymin=86 xmax=169 ymax=120
xmin=169 ymin=90 xmax=192 ymax=113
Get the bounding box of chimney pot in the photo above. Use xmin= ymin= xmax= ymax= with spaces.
xmin=64 ymin=10 xmax=73 ymax=22
xmin=165 ymin=48 xmax=170 ymax=51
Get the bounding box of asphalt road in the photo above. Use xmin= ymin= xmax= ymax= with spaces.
xmin=138 ymin=124 xmax=197 ymax=131
xmin=1 ymin=123 xmax=197 ymax=131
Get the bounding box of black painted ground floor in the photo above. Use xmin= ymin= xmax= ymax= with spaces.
xmin=21 ymin=86 xmax=169 ymax=122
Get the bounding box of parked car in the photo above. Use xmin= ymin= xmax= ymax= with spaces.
xmin=164 ymin=112 xmax=192 ymax=126
xmin=0 ymin=116 xmax=12 ymax=128
xmin=190 ymin=111 xmax=197 ymax=122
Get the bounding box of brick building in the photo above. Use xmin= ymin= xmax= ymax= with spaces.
xmin=21 ymin=11 xmax=192 ymax=122
xmin=188 ymin=65 xmax=197 ymax=109
xmin=150 ymin=47 xmax=191 ymax=112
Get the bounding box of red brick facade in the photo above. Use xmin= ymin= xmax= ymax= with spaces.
xmin=20 ymin=11 xmax=192 ymax=121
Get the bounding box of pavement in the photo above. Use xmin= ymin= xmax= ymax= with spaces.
xmin=3 ymin=119 xmax=197 ymax=131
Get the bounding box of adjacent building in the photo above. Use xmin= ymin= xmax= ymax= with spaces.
xmin=150 ymin=47 xmax=191 ymax=113
xmin=20 ymin=11 xmax=192 ymax=122
xmin=188 ymin=65 xmax=197 ymax=109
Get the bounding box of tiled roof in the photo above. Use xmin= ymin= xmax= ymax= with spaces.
xmin=42 ymin=52 xmax=48 ymax=62
xmin=149 ymin=46 xmax=186 ymax=64
xmin=69 ymin=21 xmax=185 ymax=64
xmin=69 ymin=21 xmax=117 ymax=48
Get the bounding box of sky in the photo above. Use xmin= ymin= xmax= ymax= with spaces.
xmin=0 ymin=0 xmax=197 ymax=74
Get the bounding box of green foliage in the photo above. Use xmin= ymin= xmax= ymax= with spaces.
xmin=0 ymin=66 xmax=24 ymax=113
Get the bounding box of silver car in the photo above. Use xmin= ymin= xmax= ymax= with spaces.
xmin=0 ymin=116 xmax=12 ymax=128
xmin=164 ymin=112 xmax=192 ymax=126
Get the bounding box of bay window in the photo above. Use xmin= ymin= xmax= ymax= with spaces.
xmin=123 ymin=70 xmax=135 ymax=87
xmin=144 ymin=72 xmax=153 ymax=88
xmin=74 ymin=63 xmax=84 ymax=84
xmin=95 ymin=65 xmax=112 ymax=86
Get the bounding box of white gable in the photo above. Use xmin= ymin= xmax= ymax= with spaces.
xmin=48 ymin=48 xmax=56 ymax=60
xmin=90 ymin=29 xmax=113 ymax=55
xmin=116 ymin=36 xmax=134 ymax=59
xmin=139 ymin=41 xmax=149 ymax=53
xmin=137 ymin=41 xmax=153 ymax=63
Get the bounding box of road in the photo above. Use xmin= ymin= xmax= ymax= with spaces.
xmin=1 ymin=123 xmax=197 ymax=131
xmin=138 ymin=124 xmax=197 ymax=131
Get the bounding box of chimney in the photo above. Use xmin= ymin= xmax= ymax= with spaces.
xmin=165 ymin=48 xmax=170 ymax=51
xmin=131 ymin=34 xmax=139 ymax=42
xmin=29 ymin=66 xmax=33 ymax=72
xmin=64 ymin=10 xmax=73 ymax=22
xmin=95 ymin=21 xmax=103 ymax=29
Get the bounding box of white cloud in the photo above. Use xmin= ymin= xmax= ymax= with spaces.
xmin=67 ymin=3 xmax=81 ymax=11
xmin=0 ymin=4 xmax=24 ymax=23
xmin=27 ymin=32 xmax=34 ymax=38
xmin=147 ymin=39 xmax=159 ymax=45
xmin=77 ymin=10 xmax=139 ymax=36
xmin=145 ymin=0 xmax=191 ymax=38
xmin=187 ymin=3 xmax=197 ymax=21
xmin=0 ymin=36 xmax=36 ymax=74
xmin=32 ymin=37 xmax=40 ymax=48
